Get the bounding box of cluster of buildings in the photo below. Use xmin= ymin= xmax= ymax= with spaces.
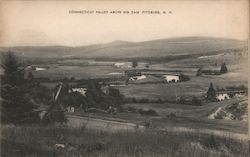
xmin=125 ymin=69 xmax=181 ymax=83
xmin=206 ymin=83 xmax=247 ymax=101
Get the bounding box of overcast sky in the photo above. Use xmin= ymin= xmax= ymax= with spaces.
xmin=0 ymin=0 xmax=248 ymax=47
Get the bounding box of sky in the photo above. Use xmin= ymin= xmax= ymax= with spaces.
xmin=0 ymin=0 xmax=249 ymax=47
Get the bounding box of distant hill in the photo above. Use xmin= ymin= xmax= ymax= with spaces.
xmin=0 ymin=37 xmax=247 ymax=60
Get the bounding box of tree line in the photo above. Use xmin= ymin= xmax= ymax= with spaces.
xmin=0 ymin=52 xmax=124 ymax=125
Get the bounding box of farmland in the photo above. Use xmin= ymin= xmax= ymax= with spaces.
xmin=20 ymin=45 xmax=248 ymax=136
xmin=13 ymin=38 xmax=248 ymax=128
xmin=0 ymin=37 xmax=248 ymax=156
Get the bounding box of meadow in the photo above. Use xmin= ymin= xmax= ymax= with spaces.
xmin=1 ymin=125 xmax=249 ymax=157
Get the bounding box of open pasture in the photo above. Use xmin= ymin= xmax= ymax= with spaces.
xmin=33 ymin=65 xmax=126 ymax=80
xmin=32 ymin=57 xmax=247 ymax=103
xmin=122 ymin=97 xmax=248 ymax=134
xmin=115 ymin=59 xmax=247 ymax=101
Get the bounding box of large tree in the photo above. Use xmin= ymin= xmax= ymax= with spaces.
xmin=1 ymin=52 xmax=38 ymax=124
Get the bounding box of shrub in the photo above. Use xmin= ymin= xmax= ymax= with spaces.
xmin=132 ymin=98 xmax=137 ymax=103
xmin=178 ymin=97 xmax=186 ymax=104
xmin=156 ymin=98 xmax=163 ymax=103
xmin=202 ymin=134 xmax=220 ymax=149
xmin=191 ymin=96 xmax=202 ymax=106
xmin=138 ymin=109 xmax=158 ymax=116
xmin=179 ymin=73 xmax=190 ymax=82
xmin=139 ymin=98 xmax=149 ymax=103
xmin=127 ymin=107 xmax=137 ymax=113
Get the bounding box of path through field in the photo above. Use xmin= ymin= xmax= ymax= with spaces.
xmin=66 ymin=115 xmax=248 ymax=140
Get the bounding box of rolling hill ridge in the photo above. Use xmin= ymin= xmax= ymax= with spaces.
xmin=0 ymin=37 xmax=247 ymax=60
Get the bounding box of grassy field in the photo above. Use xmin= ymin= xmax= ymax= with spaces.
xmin=116 ymin=63 xmax=247 ymax=101
xmin=31 ymin=51 xmax=246 ymax=100
xmin=93 ymin=99 xmax=248 ymax=134
xmin=123 ymin=98 xmax=247 ymax=118
xmin=1 ymin=125 xmax=249 ymax=157
xmin=33 ymin=65 xmax=126 ymax=80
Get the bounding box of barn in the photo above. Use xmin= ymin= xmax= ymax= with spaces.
xmin=163 ymin=74 xmax=180 ymax=83
xmin=216 ymin=93 xmax=230 ymax=101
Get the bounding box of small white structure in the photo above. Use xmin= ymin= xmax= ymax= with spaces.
xmin=70 ymin=88 xmax=87 ymax=96
xmin=101 ymin=85 xmax=110 ymax=94
xmin=163 ymin=75 xmax=179 ymax=83
xmin=25 ymin=65 xmax=32 ymax=70
xmin=54 ymin=144 xmax=65 ymax=149
xmin=129 ymin=75 xmax=146 ymax=81
xmin=38 ymin=111 xmax=48 ymax=120
xmin=108 ymin=72 xmax=123 ymax=75
xmin=216 ymin=93 xmax=230 ymax=101
xmin=114 ymin=62 xmax=132 ymax=68
xmin=66 ymin=106 xmax=75 ymax=113
xmin=114 ymin=63 xmax=125 ymax=67
xmin=234 ymin=93 xmax=245 ymax=98
xmin=35 ymin=67 xmax=46 ymax=71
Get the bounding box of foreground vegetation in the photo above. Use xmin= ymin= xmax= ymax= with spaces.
xmin=1 ymin=125 xmax=248 ymax=157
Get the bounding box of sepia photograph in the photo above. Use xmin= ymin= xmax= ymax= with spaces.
xmin=0 ymin=0 xmax=249 ymax=157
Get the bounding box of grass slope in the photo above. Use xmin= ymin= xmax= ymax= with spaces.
xmin=1 ymin=125 xmax=249 ymax=157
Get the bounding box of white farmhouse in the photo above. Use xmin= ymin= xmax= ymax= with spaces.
xmin=70 ymin=88 xmax=87 ymax=96
xmin=129 ymin=75 xmax=146 ymax=81
xmin=114 ymin=63 xmax=125 ymax=67
xmin=216 ymin=93 xmax=230 ymax=101
xmin=163 ymin=75 xmax=179 ymax=83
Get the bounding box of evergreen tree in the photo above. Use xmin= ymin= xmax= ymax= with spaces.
xmin=86 ymin=79 xmax=102 ymax=108
xmin=42 ymin=83 xmax=67 ymax=124
xmin=220 ymin=62 xmax=228 ymax=74
xmin=1 ymin=52 xmax=38 ymax=124
xmin=206 ymin=82 xmax=217 ymax=101
xmin=85 ymin=79 xmax=124 ymax=110
xmin=132 ymin=60 xmax=138 ymax=68
xmin=196 ymin=67 xmax=202 ymax=76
